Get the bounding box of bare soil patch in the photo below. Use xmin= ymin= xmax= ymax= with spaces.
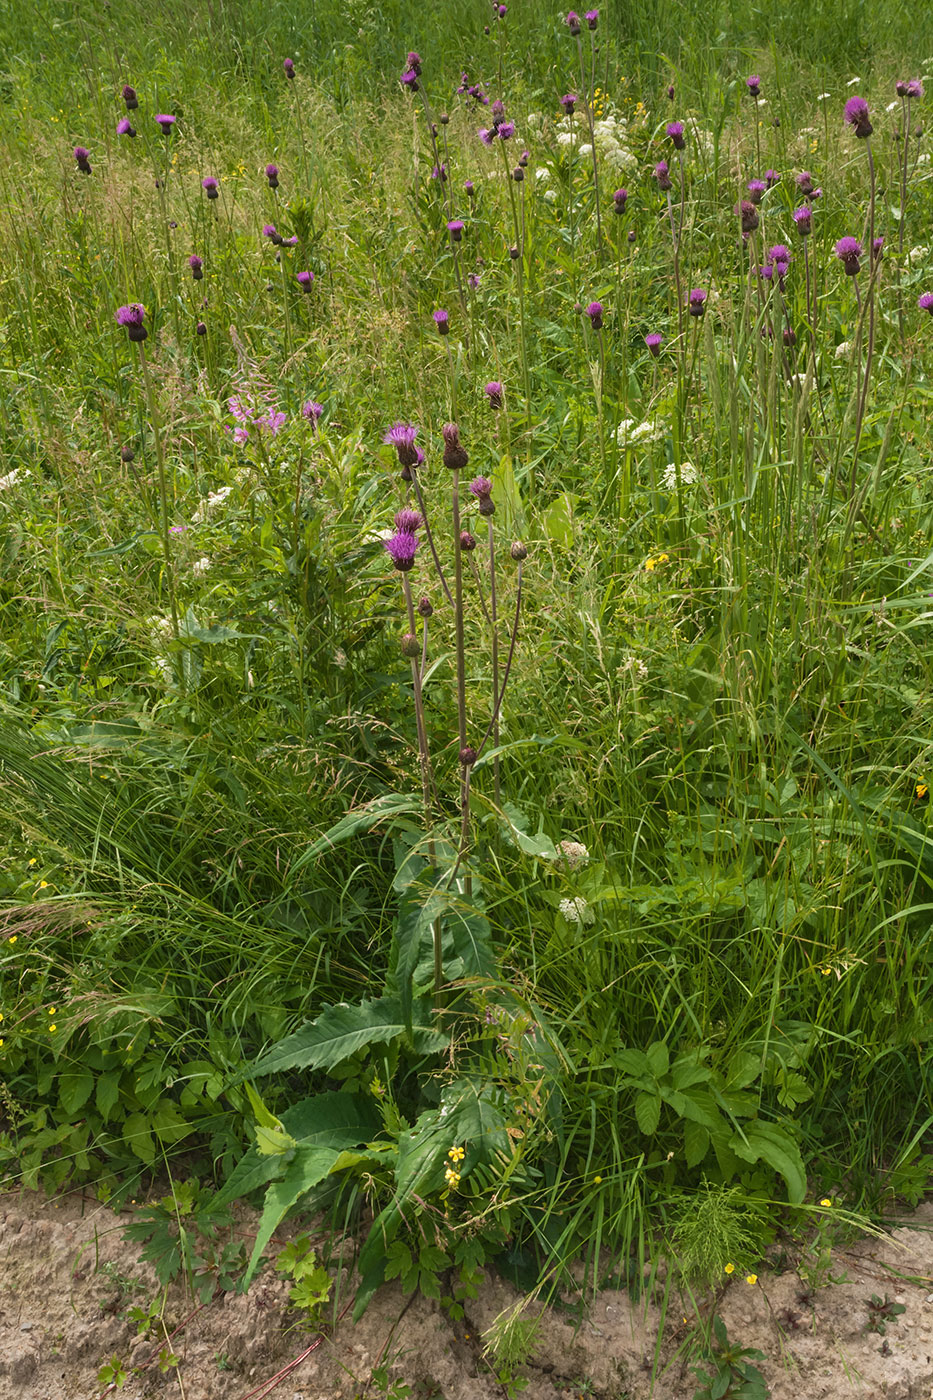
xmin=2 ymin=1190 xmax=932 ymax=1400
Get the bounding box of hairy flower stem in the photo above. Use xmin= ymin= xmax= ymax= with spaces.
xmin=138 ymin=344 xmax=180 ymax=648
xmin=402 ymin=575 xmax=436 ymax=810
xmin=475 ymin=558 xmax=522 ymax=760
xmin=576 ymin=34 xmax=603 ymax=258
xmin=409 ymin=473 xmax=454 ymax=608
xmin=500 ymin=146 xmax=532 ymax=447
xmin=487 ymin=519 xmax=501 ymax=807
xmin=451 ymin=469 xmax=471 ymax=896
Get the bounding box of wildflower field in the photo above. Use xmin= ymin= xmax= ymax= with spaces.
xmin=4 ymin=0 xmax=933 ymax=1382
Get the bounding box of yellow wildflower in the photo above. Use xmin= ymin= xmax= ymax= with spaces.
xmin=49 ymin=1024 xmax=57 ymax=1033
xmin=724 ymin=1262 xmax=735 ymax=1275
xmin=745 ymin=1273 xmax=758 ymax=1286
xmin=27 ymin=858 xmax=36 ymax=867
xmin=38 ymin=880 xmax=49 ymax=890
xmin=820 ymin=1197 xmax=832 ymax=1207
xmin=447 ymin=1145 xmax=465 ymax=1163
xmin=916 ymin=782 xmax=928 ymax=800
xmin=593 ymin=1174 xmax=603 ymax=1184
xmin=48 ymin=1007 xmax=56 ymax=1015
xmin=444 ymin=1167 xmax=461 ymax=1189
xmin=7 ymin=936 xmax=17 ymax=945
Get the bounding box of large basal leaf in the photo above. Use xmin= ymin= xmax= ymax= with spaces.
xmin=242 ymin=1144 xmax=346 ymax=1286
xmin=729 ymin=1121 xmax=806 ymax=1203
xmin=294 ymin=793 xmax=424 ymax=868
xmin=239 ymin=996 xmax=413 ymax=1081
xmin=215 ymin=1090 xmax=380 ymax=1208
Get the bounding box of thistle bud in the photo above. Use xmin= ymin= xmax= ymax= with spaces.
xmin=510 ymin=541 xmax=527 ymax=561
xmin=442 ymin=422 xmax=469 ymax=471
xmin=401 ymin=633 xmax=420 ymax=658
xmin=459 ymin=746 xmax=478 ymax=767
xmin=460 ymin=530 xmax=477 ymax=551
xmin=417 ymin=595 xmax=434 ymax=618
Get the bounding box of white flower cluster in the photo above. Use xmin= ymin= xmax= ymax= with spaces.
xmin=558 ymin=896 xmax=595 ymax=925
xmin=192 ymin=485 xmax=234 ymax=522
xmin=616 ymin=418 xmax=665 ymax=448
xmin=661 ymin=461 xmax=698 ymax=490
xmin=551 ymin=112 xmax=639 ymax=172
xmin=192 ymin=557 xmax=211 ymax=577
xmin=0 ymin=469 xmax=31 ymax=491
xmin=834 ymin=340 xmax=852 ymax=360
xmin=557 ymin=839 xmax=590 ymax=870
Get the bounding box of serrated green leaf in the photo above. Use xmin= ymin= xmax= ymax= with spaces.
xmin=635 ymin=1091 xmax=661 ymax=1135
xmin=646 ymin=1042 xmax=669 ymax=1078
xmin=58 ymin=1069 xmax=94 ymax=1115
xmin=683 ymin=1118 xmax=710 ymax=1168
xmin=729 ymin=1121 xmax=806 ymax=1203
xmin=240 ymin=996 xmax=410 ymax=1080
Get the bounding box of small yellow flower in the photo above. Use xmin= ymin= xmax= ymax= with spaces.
xmin=745 ymin=1273 xmax=758 ymax=1286
xmin=37 ymin=880 xmax=49 ymax=890
xmin=0 ymin=1013 xmax=4 ymax=1023
xmin=593 ymin=1174 xmax=603 ymax=1184
xmin=447 ymin=1145 xmax=465 ymax=1163
xmin=820 ymin=1197 xmax=832 ymax=1207
xmin=444 ymin=1167 xmax=461 ymax=1189
xmin=7 ymin=936 xmax=17 ymax=945
xmin=916 ymin=782 xmax=928 ymax=800
xmin=27 ymin=858 xmax=36 ymax=867
xmin=0 ymin=1039 xmax=4 ymax=1047
xmin=48 ymin=1007 xmax=56 ymax=1015
xmin=49 ymin=1024 xmax=57 ymax=1033
xmin=724 ymin=1262 xmax=735 ymax=1275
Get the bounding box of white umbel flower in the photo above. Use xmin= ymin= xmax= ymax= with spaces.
xmin=661 ymin=461 xmax=698 ymax=490
xmin=558 ymin=839 xmax=590 ymax=870
xmin=559 ymin=896 xmax=595 ymax=925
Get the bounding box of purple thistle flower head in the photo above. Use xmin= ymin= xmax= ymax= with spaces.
xmin=666 ymin=121 xmax=685 ymax=149
xmin=746 ymin=177 xmax=767 ymax=203
xmin=764 ymin=168 xmax=780 ymax=186
xmin=497 ymin=4 xmax=507 ymax=17
xmin=613 ymin=187 xmax=628 ymax=211
xmin=585 ymin=8 xmax=599 ymax=27
xmin=116 ymin=118 xmax=135 ymax=137
xmin=735 ymin=199 xmax=759 ymax=233
xmin=843 ymin=96 xmax=872 ymax=137
xmin=667 ymin=83 xmax=675 ymax=100
xmin=433 ymin=308 xmax=450 ymax=335
xmin=282 ymin=235 xmax=298 ymax=246
xmin=907 ymin=79 xmax=925 ymax=99
xmin=265 ymin=162 xmax=279 ymax=188
xmin=384 ymin=422 xmax=421 ymax=468
xmin=155 ymin=114 xmax=176 ymax=133
xmin=400 ymin=68 xmax=419 ymax=91
xmin=746 ymin=75 xmax=761 ymax=96
xmin=585 ymin=301 xmax=604 ymax=329
xmin=188 ymin=254 xmax=203 ymax=279
xmin=468 ymin=273 xmax=481 ymax=289
xmin=469 ymin=475 xmax=493 ymax=499
xmin=498 ymin=120 xmax=516 ymax=140
xmin=115 ymin=303 xmax=147 ymax=341
xmin=297 ymin=270 xmax=314 ymax=288
xmin=442 ymin=422 xmax=469 ymax=471
xmin=918 ymin=292 xmax=933 ymax=313
xmin=834 ymin=235 xmax=862 ymax=274
xmin=478 ymin=126 xmax=495 ymax=146
xmin=687 ymin=288 xmax=708 ymax=316
xmin=872 ymin=235 xmax=884 ymax=258
xmin=645 ymin=332 xmax=663 ymax=356
xmin=263 ymin=223 xmax=281 ymax=244
xmin=406 ymin=51 xmax=422 ymax=73
xmin=796 ymin=170 xmax=814 ymax=195
xmin=565 ymin=10 xmax=582 ymax=35
xmin=897 ymin=79 xmax=910 ymax=96
xmin=302 ymin=400 xmax=323 ymax=422
xmin=464 ymin=179 xmax=475 ymax=196
xmin=202 ymin=175 xmax=219 ymax=198
xmin=757 ymin=264 xmax=774 ymax=281
xmin=447 ymin=219 xmax=465 ymax=241
xmin=792 ymin=205 xmax=812 ymax=235
xmin=459 ymin=530 xmax=477 ymax=552
xmin=74 ymin=145 xmax=92 ymax=173
xmin=283 ymin=57 xmax=295 ymax=78
xmin=654 ymin=160 xmax=672 ymax=190
xmin=768 ymin=244 xmax=791 ymax=265
xmin=484 ymin=381 xmax=503 ymax=408
xmin=432 ymin=163 xmax=448 ymax=181
xmin=394 ymin=508 xmax=424 ymax=533
xmin=560 ymin=93 xmax=578 ymax=114
xmin=491 ymin=98 xmax=505 ymax=118
xmin=122 ymin=84 xmax=139 ymax=110
xmin=384 ymin=531 xmax=420 ymax=571
xmin=196 ymin=321 xmax=207 ymax=336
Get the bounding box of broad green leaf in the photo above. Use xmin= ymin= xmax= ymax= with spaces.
xmin=646 ymin=1042 xmax=670 ymax=1078
xmin=683 ymin=1119 xmax=710 ymax=1168
xmin=58 ymin=1069 xmax=94 ymax=1114
xmin=241 ymin=997 xmax=411 ymax=1080
xmin=215 ymin=1092 xmax=380 ymax=1208
xmin=635 ymin=1091 xmax=661 ymax=1136
xmin=95 ymin=1071 xmax=121 ymax=1122
xmin=729 ymin=1122 xmax=806 ymax=1203
xmin=243 ymin=1145 xmax=344 ymax=1286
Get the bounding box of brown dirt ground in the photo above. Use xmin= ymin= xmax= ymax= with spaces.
xmin=2 ymin=1189 xmax=933 ymax=1400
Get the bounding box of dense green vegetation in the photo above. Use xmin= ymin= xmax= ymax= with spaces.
xmin=2 ymin=0 xmax=933 ymax=1310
